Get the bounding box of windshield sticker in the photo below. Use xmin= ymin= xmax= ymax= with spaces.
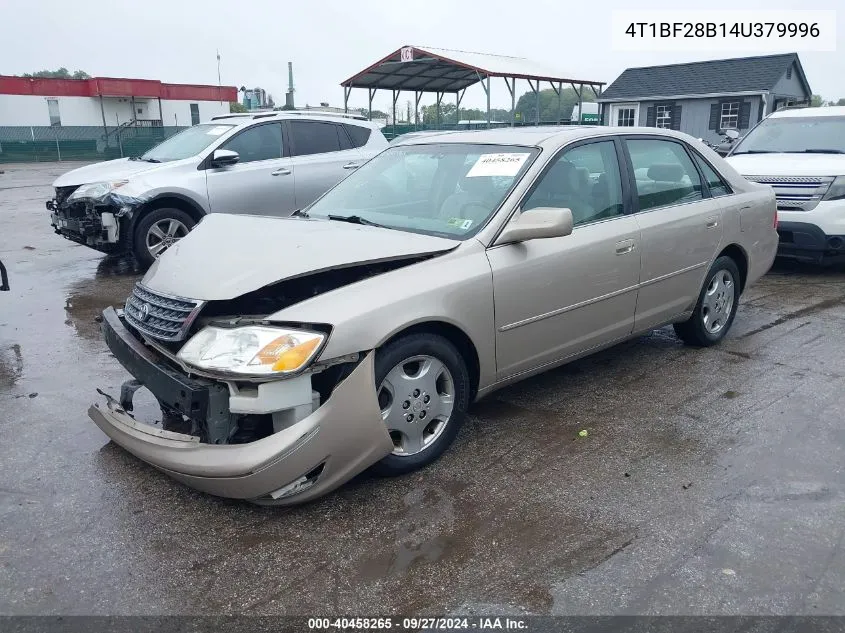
xmin=447 ymin=217 xmax=474 ymax=230
xmin=206 ymin=126 xmax=230 ymax=136
xmin=466 ymin=152 xmax=531 ymax=178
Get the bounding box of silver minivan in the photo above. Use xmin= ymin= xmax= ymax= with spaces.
xmin=47 ymin=112 xmax=387 ymax=266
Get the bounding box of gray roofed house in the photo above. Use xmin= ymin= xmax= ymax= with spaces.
xmin=597 ymin=54 xmax=812 ymax=143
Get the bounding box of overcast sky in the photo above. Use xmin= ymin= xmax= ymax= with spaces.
xmin=3 ymin=0 xmax=842 ymax=113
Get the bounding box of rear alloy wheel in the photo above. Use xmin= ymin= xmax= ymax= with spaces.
xmin=674 ymin=255 xmax=741 ymax=346
xmin=133 ymin=207 xmax=195 ymax=268
xmin=372 ymin=334 xmax=470 ymax=476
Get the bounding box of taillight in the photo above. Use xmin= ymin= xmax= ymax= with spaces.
xmin=774 ymin=209 xmax=779 ymax=229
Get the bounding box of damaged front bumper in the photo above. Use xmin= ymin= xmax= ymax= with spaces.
xmin=47 ymin=192 xmax=140 ymax=252
xmin=88 ymin=307 xmax=394 ymax=505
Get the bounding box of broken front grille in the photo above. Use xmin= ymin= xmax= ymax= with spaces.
xmin=124 ymin=283 xmax=204 ymax=342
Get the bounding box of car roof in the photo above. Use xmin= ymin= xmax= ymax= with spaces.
xmin=391 ymin=125 xmax=697 ymax=148
xmin=768 ymin=106 xmax=845 ymax=119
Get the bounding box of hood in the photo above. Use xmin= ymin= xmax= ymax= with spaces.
xmin=142 ymin=213 xmax=460 ymax=301
xmin=52 ymin=158 xmax=167 ymax=188
xmin=726 ymin=153 xmax=845 ymax=177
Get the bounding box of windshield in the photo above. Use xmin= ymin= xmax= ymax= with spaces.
xmin=732 ymin=115 xmax=845 ymax=155
xmin=140 ymin=123 xmax=235 ymax=162
xmin=307 ymin=143 xmax=539 ymax=239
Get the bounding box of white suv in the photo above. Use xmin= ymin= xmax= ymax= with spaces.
xmin=47 ymin=112 xmax=388 ymax=266
xmin=726 ymin=106 xmax=845 ymax=265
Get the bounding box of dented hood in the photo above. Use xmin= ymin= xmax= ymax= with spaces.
xmin=141 ymin=213 xmax=460 ymax=301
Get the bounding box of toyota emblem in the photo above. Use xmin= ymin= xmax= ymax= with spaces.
xmin=140 ymin=302 xmax=151 ymax=321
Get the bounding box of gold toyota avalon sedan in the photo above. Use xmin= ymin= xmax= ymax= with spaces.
xmin=89 ymin=126 xmax=778 ymax=505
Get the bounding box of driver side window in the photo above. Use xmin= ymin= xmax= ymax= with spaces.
xmin=523 ymin=141 xmax=624 ymax=226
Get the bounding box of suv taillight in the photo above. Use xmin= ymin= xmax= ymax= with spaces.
xmin=774 ymin=209 xmax=779 ymax=229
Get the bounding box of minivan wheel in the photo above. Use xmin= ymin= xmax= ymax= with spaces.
xmin=674 ymin=256 xmax=741 ymax=347
xmin=371 ymin=333 xmax=470 ymax=476
xmin=133 ymin=208 xmax=195 ymax=267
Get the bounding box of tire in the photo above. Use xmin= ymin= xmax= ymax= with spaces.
xmin=371 ymin=333 xmax=471 ymax=476
xmin=673 ymin=255 xmax=741 ymax=347
xmin=132 ymin=207 xmax=195 ymax=268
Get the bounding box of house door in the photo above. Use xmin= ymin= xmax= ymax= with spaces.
xmin=610 ymin=104 xmax=639 ymax=127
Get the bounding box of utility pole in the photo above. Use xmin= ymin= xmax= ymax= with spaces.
xmin=217 ymin=50 xmax=222 ymax=104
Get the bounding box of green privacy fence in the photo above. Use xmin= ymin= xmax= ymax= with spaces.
xmin=0 ymin=125 xmax=188 ymax=163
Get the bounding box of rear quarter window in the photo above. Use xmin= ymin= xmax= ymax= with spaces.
xmin=344 ymin=124 xmax=372 ymax=148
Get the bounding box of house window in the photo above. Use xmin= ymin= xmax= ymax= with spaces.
xmin=617 ymin=107 xmax=636 ymax=126
xmin=655 ymin=104 xmax=672 ymax=129
xmin=786 ymin=65 xmax=793 ymax=80
xmin=189 ymin=103 xmax=200 ymax=126
xmin=720 ymin=102 xmax=740 ymax=130
xmin=47 ymin=99 xmax=61 ymax=127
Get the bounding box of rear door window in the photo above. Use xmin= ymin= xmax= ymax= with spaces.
xmin=626 ymin=138 xmax=704 ymax=211
xmin=288 ymin=120 xmax=343 ymax=156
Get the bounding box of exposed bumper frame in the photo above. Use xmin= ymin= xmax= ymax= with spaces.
xmin=89 ymin=309 xmax=394 ymax=505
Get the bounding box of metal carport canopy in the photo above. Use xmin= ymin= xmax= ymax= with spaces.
xmin=340 ymin=45 xmax=606 ymax=128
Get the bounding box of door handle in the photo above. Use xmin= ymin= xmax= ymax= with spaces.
xmin=271 ymin=167 xmax=291 ymax=176
xmin=705 ymin=215 xmax=719 ymax=229
xmin=615 ymin=239 xmax=635 ymax=255
xmin=343 ymin=162 xmax=362 ymax=170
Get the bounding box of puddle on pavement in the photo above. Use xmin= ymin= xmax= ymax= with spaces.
xmin=63 ymin=256 xmax=141 ymax=342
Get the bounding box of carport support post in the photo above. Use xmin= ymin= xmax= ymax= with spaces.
xmin=528 ymin=79 xmax=539 ymax=126
xmin=368 ymin=88 xmax=376 ymax=121
xmin=551 ymin=81 xmax=562 ymax=125
xmin=414 ymin=91 xmax=421 ymax=130
xmin=157 ymin=96 xmax=163 ymax=124
xmin=392 ymin=90 xmax=399 ymax=138
xmin=131 ymin=95 xmax=137 ymax=123
xmin=456 ymin=89 xmax=464 ymax=127
xmin=436 ymin=91 xmax=443 ymax=129
xmin=571 ymin=83 xmax=584 ymax=125
xmin=485 ymin=75 xmax=491 ymax=129
xmin=504 ymin=77 xmax=515 ymax=127
xmin=343 ymin=86 xmax=352 ymax=114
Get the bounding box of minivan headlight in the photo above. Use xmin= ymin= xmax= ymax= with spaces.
xmin=68 ymin=180 xmax=129 ymax=201
xmin=177 ymin=325 xmax=325 ymax=376
xmin=822 ymin=176 xmax=845 ymax=202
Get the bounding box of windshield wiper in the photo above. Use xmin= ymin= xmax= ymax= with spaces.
xmin=790 ymin=149 xmax=845 ymax=155
xmin=140 ymin=157 xmax=161 ymax=163
xmin=327 ymin=214 xmax=384 ymax=228
xmin=731 ymin=150 xmax=776 ymax=155
xmin=291 ymin=208 xmax=308 ymax=218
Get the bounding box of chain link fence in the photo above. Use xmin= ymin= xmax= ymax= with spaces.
xmin=0 ymin=125 xmax=187 ymax=163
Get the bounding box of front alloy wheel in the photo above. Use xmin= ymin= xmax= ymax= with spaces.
xmin=146 ymin=218 xmax=189 ymax=259
xmin=371 ymin=334 xmax=470 ymax=476
xmin=378 ymin=355 xmax=455 ymax=456
xmin=133 ymin=207 xmax=196 ymax=268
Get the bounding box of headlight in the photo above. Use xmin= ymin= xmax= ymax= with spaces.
xmin=68 ymin=180 xmax=129 ymax=201
xmin=822 ymin=176 xmax=845 ymax=202
xmin=177 ymin=325 xmax=325 ymax=376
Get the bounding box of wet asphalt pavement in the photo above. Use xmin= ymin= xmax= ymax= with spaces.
xmin=1 ymin=162 xmax=844 ymax=616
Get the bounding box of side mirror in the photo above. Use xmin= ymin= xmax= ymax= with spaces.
xmin=494 ymin=207 xmax=573 ymax=246
xmin=211 ymin=149 xmax=239 ymax=167
xmin=724 ymin=129 xmax=740 ymax=140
